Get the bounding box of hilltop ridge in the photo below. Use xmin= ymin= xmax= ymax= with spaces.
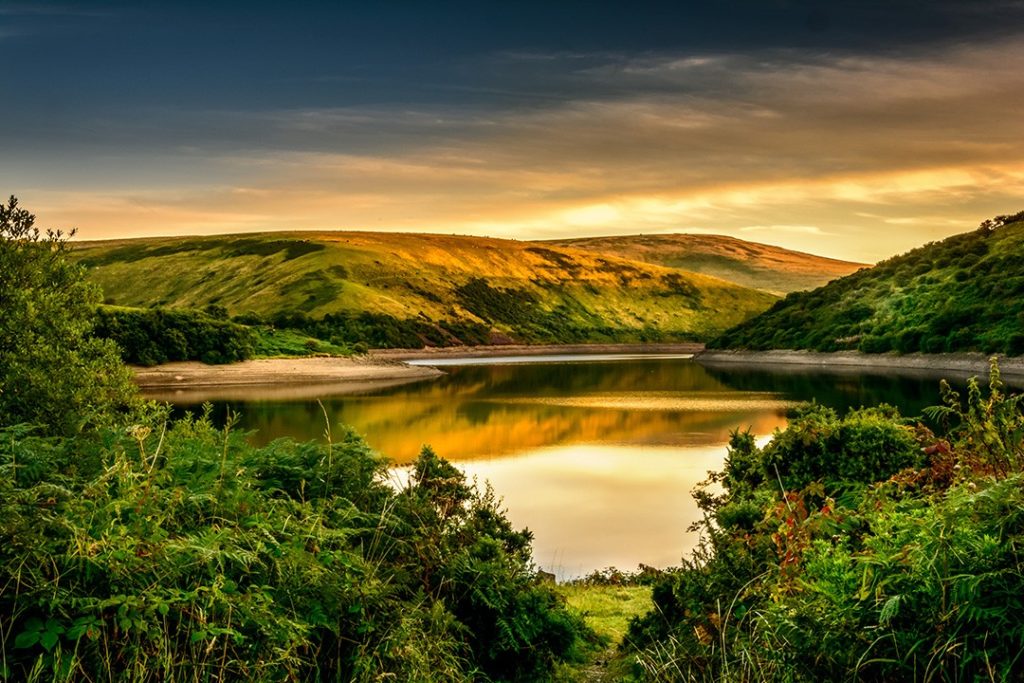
xmin=73 ymin=231 xmax=778 ymax=346
xmin=545 ymin=233 xmax=865 ymax=295
xmin=710 ymin=213 xmax=1024 ymax=356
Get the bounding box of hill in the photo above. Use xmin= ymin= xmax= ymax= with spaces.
xmin=72 ymin=231 xmax=777 ymax=347
xmin=709 ymin=212 xmax=1024 ymax=355
xmin=545 ymin=233 xmax=864 ymax=295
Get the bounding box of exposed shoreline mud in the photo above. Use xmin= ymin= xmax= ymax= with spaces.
xmin=696 ymin=349 xmax=1024 ymax=380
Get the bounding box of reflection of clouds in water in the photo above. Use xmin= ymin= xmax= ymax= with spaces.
xmin=459 ymin=444 xmax=727 ymax=580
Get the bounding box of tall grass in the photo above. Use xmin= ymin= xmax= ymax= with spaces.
xmin=0 ymin=408 xmax=589 ymax=682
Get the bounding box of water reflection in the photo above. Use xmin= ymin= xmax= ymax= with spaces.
xmin=163 ymin=359 xmax=793 ymax=460
xmin=452 ymin=445 xmax=726 ymax=577
xmin=152 ymin=357 xmax=1006 ymax=577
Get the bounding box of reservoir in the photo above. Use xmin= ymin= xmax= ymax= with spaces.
xmin=146 ymin=355 xmax=1002 ymax=578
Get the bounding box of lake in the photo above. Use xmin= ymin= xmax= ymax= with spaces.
xmin=147 ymin=355 xmax=1002 ymax=579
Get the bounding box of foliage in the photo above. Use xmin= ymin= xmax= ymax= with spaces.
xmin=0 ymin=196 xmax=138 ymax=435
xmin=710 ymin=212 xmax=1024 ymax=355
xmin=0 ymin=414 xmax=590 ymax=682
xmin=258 ymin=310 xmax=492 ymax=349
xmin=249 ymin=326 xmax=352 ymax=358
xmin=626 ymin=361 xmax=1024 ymax=682
xmin=95 ymin=306 xmax=257 ymax=365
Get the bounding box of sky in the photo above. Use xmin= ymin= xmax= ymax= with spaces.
xmin=3 ymin=0 xmax=1024 ymax=262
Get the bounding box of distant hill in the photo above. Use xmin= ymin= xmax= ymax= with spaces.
xmin=709 ymin=213 xmax=1024 ymax=356
xmin=545 ymin=234 xmax=865 ymax=295
xmin=72 ymin=232 xmax=777 ymax=346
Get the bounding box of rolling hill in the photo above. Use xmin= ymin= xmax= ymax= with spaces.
xmin=72 ymin=232 xmax=777 ymax=346
xmin=545 ymin=234 xmax=865 ymax=295
xmin=709 ymin=213 xmax=1024 ymax=356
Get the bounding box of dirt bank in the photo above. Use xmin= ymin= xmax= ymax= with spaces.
xmin=132 ymin=356 xmax=444 ymax=390
xmin=696 ymin=349 xmax=1024 ymax=379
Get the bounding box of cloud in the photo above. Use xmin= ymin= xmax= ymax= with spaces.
xmin=18 ymin=33 xmax=1024 ymax=262
xmin=740 ymin=225 xmax=831 ymax=236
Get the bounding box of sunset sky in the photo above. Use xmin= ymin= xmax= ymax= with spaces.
xmin=3 ymin=0 xmax=1024 ymax=262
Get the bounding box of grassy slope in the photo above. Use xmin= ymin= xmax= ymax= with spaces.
xmin=545 ymin=233 xmax=865 ymax=295
xmin=73 ymin=231 xmax=776 ymax=344
xmin=711 ymin=217 xmax=1024 ymax=355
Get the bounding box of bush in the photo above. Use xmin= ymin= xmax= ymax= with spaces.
xmin=0 ymin=196 xmax=138 ymax=434
xmin=0 ymin=418 xmax=590 ymax=682
xmin=95 ymin=307 xmax=256 ymax=365
xmin=759 ymin=404 xmax=921 ymax=491
xmin=627 ymin=364 xmax=1024 ymax=682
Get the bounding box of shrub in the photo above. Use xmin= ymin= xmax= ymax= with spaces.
xmin=0 ymin=418 xmax=590 ymax=682
xmin=0 ymin=196 xmax=138 ymax=434
xmin=95 ymin=307 xmax=256 ymax=365
xmin=627 ymin=364 xmax=1024 ymax=682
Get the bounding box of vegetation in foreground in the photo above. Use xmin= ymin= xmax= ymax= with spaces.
xmin=0 ymin=197 xmax=593 ymax=682
xmin=555 ymin=572 xmax=657 ymax=682
xmin=710 ymin=212 xmax=1024 ymax=355
xmin=1 ymin=418 xmax=592 ymax=682
xmin=626 ymin=361 xmax=1024 ymax=681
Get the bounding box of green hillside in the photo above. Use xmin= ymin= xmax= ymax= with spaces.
xmin=710 ymin=212 xmax=1024 ymax=355
xmin=72 ymin=231 xmax=777 ymax=347
xmin=545 ymin=233 xmax=864 ymax=295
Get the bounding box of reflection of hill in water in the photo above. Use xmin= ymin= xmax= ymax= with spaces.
xmin=697 ymin=364 xmax=989 ymax=420
xmin=200 ymin=359 xmax=792 ymax=461
xmin=176 ymin=358 xmax=965 ymax=464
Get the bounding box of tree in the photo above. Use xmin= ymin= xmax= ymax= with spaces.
xmin=0 ymin=196 xmax=137 ymax=433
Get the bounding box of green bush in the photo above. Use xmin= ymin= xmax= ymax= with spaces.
xmin=627 ymin=364 xmax=1024 ymax=682
xmin=0 ymin=417 xmax=590 ymax=682
xmin=759 ymin=404 xmax=922 ymax=491
xmin=95 ymin=307 xmax=257 ymax=365
xmin=0 ymin=197 xmax=138 ymax=435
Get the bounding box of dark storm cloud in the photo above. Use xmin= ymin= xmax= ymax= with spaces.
xmin=3 ymin=0 xmax=1024 ymax=259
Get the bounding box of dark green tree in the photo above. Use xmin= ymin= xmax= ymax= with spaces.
xmin=0 ymin=196 xmax=137 ymax=433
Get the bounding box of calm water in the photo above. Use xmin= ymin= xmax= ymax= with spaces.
xmin=148 ymin=356 xmax=1005 ymax=578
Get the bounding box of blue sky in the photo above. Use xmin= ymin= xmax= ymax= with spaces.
xmin=4 ymin=0 xmax=1024 ymax=260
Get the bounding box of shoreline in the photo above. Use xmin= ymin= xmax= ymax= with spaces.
xmin=132 ymin=356 xmax=444 ymax=390
xmin=132 ymin=343 xmax=705 ymax=396
xmin=131 ymin=344 xmax=1024 ymax=397
xmin=696 ymin=349 xmax=1024 ymax=379
xmin=370 ymin=342 xmax=705 ymax=361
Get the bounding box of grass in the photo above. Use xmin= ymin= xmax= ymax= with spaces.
xmin=555 ymin=584 xmax=653 ymax=681
xmin=545 ymin=233 xmax=864 ymax=295
xmin=250 ymin=326 xmax=351 ymax=358
xmin=712 ymin=214 xmax=1024 ymax=355
xmin=558 ymin=584 xmax=653 ymax=644
xmin=72 ymin=231 xmax=778 ymax=345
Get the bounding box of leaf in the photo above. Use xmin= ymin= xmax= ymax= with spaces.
xmin=190 ymin=630 xmax=207 ymax=643
xmin=879 ymin=595 xmax=901 ymax=626
xmin=40 ymin=631 xmax=60 ymax=651
xmin=14 ymin=631 xmax=40 ymax=649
